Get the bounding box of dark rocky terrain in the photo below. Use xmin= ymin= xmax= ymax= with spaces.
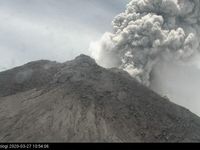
xmin=0 ymin=54 xmax=200 ymax=142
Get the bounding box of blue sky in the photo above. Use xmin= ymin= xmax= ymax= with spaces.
xmin=0 ymin=0 xmax=129 ymax=71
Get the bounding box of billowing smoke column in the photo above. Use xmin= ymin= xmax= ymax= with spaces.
xmin=90 ymin=0 xmax=200 ymax=86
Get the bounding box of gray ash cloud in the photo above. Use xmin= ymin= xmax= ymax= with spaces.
xmin=90 ymin=0 xmax=200 ymax=86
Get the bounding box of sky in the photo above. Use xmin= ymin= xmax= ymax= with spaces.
xmin=0 ymin=0 xmax=129 ymax=71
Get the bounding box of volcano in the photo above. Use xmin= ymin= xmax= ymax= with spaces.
xmin=0 ymin=55 xmax=200 ymax=142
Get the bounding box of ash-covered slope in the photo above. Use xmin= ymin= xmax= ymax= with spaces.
xmin=0 ymin=60 xmax=61 ymax=97
xmin=0 ymin=55 xmax=200 ymax=142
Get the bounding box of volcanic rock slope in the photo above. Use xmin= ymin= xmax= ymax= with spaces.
xmin=0 ymin=55 xmax=200 ymax=142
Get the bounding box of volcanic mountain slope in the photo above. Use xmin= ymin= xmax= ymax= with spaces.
xmin=0 ymin=55 xmax=200 ymax=142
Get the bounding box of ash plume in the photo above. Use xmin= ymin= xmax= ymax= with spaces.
xmin=90 ymin=0 xmax=200 ymax=86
